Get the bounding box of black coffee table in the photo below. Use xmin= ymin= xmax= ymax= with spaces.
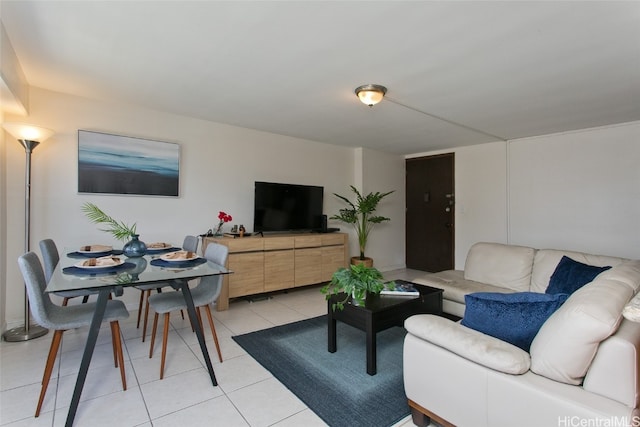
xmin=327 ymin=281 xmax=443 ymax=375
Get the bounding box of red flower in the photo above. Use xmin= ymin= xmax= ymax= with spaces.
xmin=218 ymin=211 xmax=232 ymax=223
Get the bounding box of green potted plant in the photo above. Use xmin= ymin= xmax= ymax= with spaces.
xmin=321 ymin=263 xmax=392 ymax=310
xmin=81 ymin=202 xmax=146 ymax=257
xmin=330 ymin=185 xmax=393 ymax=266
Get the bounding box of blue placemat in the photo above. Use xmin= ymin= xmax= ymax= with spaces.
xmin=66 ymin=249 xmax=124 ymax=258
xmin=146 ymin=247 xmax=181 ymax=254
xmin=63 ymin=262 xmax=136 ymax=276
xmin=150 ymin=258 xmax=207 ymax=268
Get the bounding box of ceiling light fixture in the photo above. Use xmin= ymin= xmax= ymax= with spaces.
xmin=355 ymin=84 xmax=387 ymax=107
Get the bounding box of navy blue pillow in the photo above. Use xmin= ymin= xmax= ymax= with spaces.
xmin=546 ymin=256 xmax=611 ymax=295
xmin=461 ymin=292 xmax=569 ymax=351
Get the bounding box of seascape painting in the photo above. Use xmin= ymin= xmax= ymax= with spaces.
xmin=78 ymin=130 xmax=180 ymax=196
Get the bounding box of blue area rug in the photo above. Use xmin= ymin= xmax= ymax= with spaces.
xmin=232 ymin=315 xmax=409 ymax=427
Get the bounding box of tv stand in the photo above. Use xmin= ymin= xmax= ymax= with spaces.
xmin=202 ymin=232 xmax=348 ymax=310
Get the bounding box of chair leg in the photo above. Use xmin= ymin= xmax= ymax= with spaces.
xmin=196 ymin=307 xmax=204 ymax=333
xmin=180 ymin=309 xmax=185 ymax=320
xmin=36 ymin=329 xmax=63 ymax=417
xmin=142 ymin=289 xmax=152 ymax=342
xmin=204 ymin=304 xmax=223 ymax=363
xmin=62 ymin=297 xmax=70 ymax=306
xmin=149 ymin=312 xmax=159 ymax=358
xmin=160 ymin=313 xmax=170 ymax=379
xmin=110 ymin=322 xmax=118 ymax=367
xmin=111 ymin=321 xmax=127 ymax=391
xmin=136 ymin=290 xmax=144 ymax=328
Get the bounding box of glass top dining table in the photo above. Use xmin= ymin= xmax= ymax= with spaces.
xmin=46 ymin=248 xmax=230 ymax=427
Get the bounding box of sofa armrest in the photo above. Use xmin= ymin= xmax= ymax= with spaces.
xmin=404 ymin=314 xmax=530 ymax=374
xmin=583 ymin=318 xmax=640 ymax=408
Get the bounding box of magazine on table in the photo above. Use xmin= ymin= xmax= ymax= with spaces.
xmin=381 ymin=280 xmax=420 ymax=296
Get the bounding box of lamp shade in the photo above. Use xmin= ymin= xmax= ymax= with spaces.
xmin=355 ymin=84 xmax=387 ymax=106
xmin=3 ymin=123 xmax=54 ymax=142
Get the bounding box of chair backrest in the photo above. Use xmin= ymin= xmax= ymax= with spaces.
xmin=195 ymin=242 xmax=229 ymax=302
xmin=18 ymin=252 xmax=56 ymax=329
xmin=39 ymin=239 xmax=60 ymax=283
xmin=182 ymin=235 xmax=199 ymax=253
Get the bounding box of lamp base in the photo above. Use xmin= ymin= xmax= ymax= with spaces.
xmin=2 ymin=325 xmax=49 ymax=342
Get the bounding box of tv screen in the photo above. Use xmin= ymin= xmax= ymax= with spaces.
xmin=253 ymin=181 xmax=324 ymax=233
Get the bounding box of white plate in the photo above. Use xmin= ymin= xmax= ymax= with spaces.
xmin=78 ymin=245 xmax=113 ymax=254
xmin=160 ymin=251 xmax=199 ymax=262
xmin=75 ymin=257 xmax=124 ymax=269
xmin=146 ymin=243 xmax=173 ymax=252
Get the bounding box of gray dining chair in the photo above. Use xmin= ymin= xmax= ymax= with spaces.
xmin=136 ymin=235 xmax=199 ymax=341
xmin=17 ymin=252 xmax=129 ymax=417
xmin=148 ymin=242 xmax=228 ymax=379
xmin=39 ymin=238 xmax=98 ymax=305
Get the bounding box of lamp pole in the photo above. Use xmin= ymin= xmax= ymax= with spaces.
xmin=2 ymin=138 xmax=49 ymax=341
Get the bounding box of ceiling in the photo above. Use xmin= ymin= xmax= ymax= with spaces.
xmin=1 ymin=1 xmax=639 ymax=155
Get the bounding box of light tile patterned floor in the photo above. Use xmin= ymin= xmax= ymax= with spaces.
xmin=0 ymin=269 xmax=428 ymax=427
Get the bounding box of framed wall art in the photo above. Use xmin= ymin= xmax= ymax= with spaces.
xmin=78 ymin=130 xmax=180 ymax=197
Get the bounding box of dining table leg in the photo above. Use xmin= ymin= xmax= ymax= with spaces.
xmin=65 ymin=287 xmax=110 ymax=427
xmin=175 ymin=279 xmax=218 ymax=386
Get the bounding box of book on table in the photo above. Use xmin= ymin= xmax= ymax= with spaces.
xmin=381 ymin=280 xmax=420 ymax=296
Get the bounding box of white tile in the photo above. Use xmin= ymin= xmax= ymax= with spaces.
xmin=53 ymin=386 xmax=150 ymax=427
xmin=54 ymin=361 xmax=135 ymax=409
xmin=151 ymin=395 xmax=249 ymax=427
xmin=227 ymin=377 xmax=307 ymax=427
xmin=215 ymin=354 xmax=272 ymax=394
xmin=0 ymin=381 xmax=55 ymax=424
xmin=139 ymin=368 xmax=223 ymax=420
xmin=271 ymin=408 xmax=329 ymax=427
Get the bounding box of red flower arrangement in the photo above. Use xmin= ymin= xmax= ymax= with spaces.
xmin=215 ymin=211 xmax=232 ymax=235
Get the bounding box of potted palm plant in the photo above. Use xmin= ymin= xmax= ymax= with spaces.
xmin=321 ymin=263 xmax=391 ymax=310
xmin=330 ymin=185 xmax=394 ymax=266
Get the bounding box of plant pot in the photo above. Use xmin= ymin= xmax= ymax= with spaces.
xmin=351 ymin=257 xmax=373 ymax=268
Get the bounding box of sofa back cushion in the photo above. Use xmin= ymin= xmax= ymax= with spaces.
xmin=530 ymin=277 xmax=633 ymax=385
xmin=464 ymin=242 xmax=535 ymax=292
xmin=530 ymin=249 xmax=626 ymax=293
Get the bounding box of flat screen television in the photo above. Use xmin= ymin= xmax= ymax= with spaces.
xmin=253 ymin=181 xmax=324 ymax=233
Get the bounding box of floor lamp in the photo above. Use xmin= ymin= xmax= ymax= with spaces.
xmin=2 ymin=122 xmax=54 ymax=342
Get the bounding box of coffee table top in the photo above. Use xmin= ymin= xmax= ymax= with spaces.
xmin=330 ymin=281 xmax=443 ymax=313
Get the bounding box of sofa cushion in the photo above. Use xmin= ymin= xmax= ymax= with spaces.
xmin=545 ymin=256 xmax=611 ymax=295
xmin=405 ymin=314 xmax=531 ymax=374
xmin=530 ymin=277 xmax=633 ymax=385
xmin=464 ymin=242 xmax=535 ymax=292
xmin=413 ymin=270 xmax=516 ymax=305
xmin=461 ymin=292 xmax=569 ymax=351
xmin=530 ymin=249 xmax=626 ymax=293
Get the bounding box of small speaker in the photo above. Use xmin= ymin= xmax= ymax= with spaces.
xmin=321 ymin=214 xmax=328 ymax=232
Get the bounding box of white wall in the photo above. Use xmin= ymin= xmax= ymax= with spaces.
xmin=361 ymin=148 xmax=406 ymax=271
xmin=411 ymin=121 xmax=640 ymax=269
xmin=2 ymin=88 xmax=405 ymax=328
xmin=508 ymin=122 xmax=640 ymax=258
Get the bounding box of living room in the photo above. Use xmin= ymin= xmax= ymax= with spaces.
xmin=1 ymin=2 xmax=639 ymax=426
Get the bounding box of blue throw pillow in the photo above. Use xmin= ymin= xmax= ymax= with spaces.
xmin=461 ymin=292 xmax=569 ymax=351
xmin=546 ymin=256 xmax=611 ymax=295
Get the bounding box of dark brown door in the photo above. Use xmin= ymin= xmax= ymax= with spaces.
xmin=406 ymin=153 xmax=455 ymax=272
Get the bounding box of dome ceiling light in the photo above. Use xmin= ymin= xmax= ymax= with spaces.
xmin=354 ymin=84 xmax=387 ymax=107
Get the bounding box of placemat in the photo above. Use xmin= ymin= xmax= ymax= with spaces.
xmin=62 ymin=262 xmax=136 ymax=275
xmin=66 ymin=249 xmax=124 ymax=258
xmin=150 ymin=258 xmax=207 ymax=268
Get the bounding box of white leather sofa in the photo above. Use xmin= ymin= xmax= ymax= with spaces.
xmin=405 ymin=242 xmax=640 ymax=427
